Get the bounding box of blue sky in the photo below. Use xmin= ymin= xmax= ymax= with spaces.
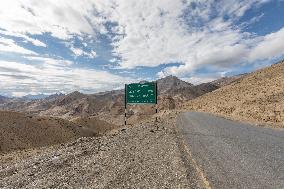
xmin=0 ymin=0 xmax=283 ymax=97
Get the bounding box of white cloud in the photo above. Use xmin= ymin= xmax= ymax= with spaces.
xmin=0 ymin=59 xmax=134 ymax=96
xmin=11 ymin=92 xmax=28 ymax=97
xmin=180 ymin=71 xmax=229 ymax=85
xmin=89 ymin=51 xmax=97 ymax=58
xmin=0 ymin=37 xmax=37 ymax=55
xmin=0 ymin=0 xmax=283 ymax=92
xmin=24 ymin=56 xmax=73 ymax=66
xmin=109 ymin=58 xmax=117 ymax=63
xmin=182 ymin=76 xmax=218 ymax=85
xmin=70 ymin=46 xmax=84 ymax=57
xmin=70 ymin=46 xmax=97 ymax=59
xmin=249 ymin=27 xmax=284 ymax=61
xmin=0 ymin=0 xmax=98 ymax=40
xmin=27 ymin=38 xmax=46 ymax=47
xmin=88 ymin=0 xmax=283 ymax=77
xmin=1 ymin=0 xmax=282 ymax=75
xmin=0 ymin=29 xmax=47 ymax=47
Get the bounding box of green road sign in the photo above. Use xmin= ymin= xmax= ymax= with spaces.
xmin=126 ymin=82 xmax=157 ymax=104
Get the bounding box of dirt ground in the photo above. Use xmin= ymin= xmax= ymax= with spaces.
xmin=0 ymin=111 xmax=203 ymax=189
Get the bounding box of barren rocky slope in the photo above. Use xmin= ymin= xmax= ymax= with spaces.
xmin=0 ymin=111 xmax=115 ymax=153
xmin=0 ymin=112 xmax=203 ymax=189
xmin=71 ymin=117 xmax=118 ymax=136
xmin=0 ymin=76 xmax=219 ymax=122
xmin=185 ymin=60 xmax=284 ymax=128
xmin=0 ymin=95 xmax=9 ymax=104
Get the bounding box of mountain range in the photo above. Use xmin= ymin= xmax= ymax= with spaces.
xmin=1 ymin=60 xmax=283 ymax=153
xmin=0 ymin=75 xmax=237 ymax=123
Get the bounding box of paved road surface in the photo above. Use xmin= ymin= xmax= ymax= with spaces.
xmin=177 ymin=112 xmax=284 ymax=189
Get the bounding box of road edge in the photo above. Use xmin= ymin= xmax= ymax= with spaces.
xmin=174 ymin=113 xmax=213 ymax=189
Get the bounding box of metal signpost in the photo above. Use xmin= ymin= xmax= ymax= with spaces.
xmin=124 ymin=82 xmax=158 ymax=125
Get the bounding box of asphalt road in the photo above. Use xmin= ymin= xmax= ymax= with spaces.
xmin=177 ymin=112 xmax=284 ymax=189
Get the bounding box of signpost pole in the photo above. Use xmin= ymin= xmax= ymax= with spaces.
xmin=155 ymin=82 xmax=158 ymax=122
xmin=125 ymin=84 xmax=127 ymax=126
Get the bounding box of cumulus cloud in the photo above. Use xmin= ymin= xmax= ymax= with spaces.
xmin=70 ymin=46 xmax=84 ymax=57
xmin=24 ymin=56 xmax=73 ymax=66
xmin=1 ymin=1 xmax=283 ymax=73
xmin=88 ymin=0 xmax=283 ymax=77
xmin=0 ymin=59 xmax=134 ymax=96
xmin=0 ymin=37 xmax=37 ymax=55
xmin=70 ymin=46 xmax=97 ymax=59
xmin=0 ymin=0 xmax=98 ymax=39
xmin=27 ymin=38 xmax=46 ymax=47
xmin=0 ymin=0 xmax=284 ymax=94
xmin=182 ymin=76 xmax=221 ymax=85
xmin=0 ymin=29 xmax=47 ymax=47
xmin=249 ymin=27 xmax=284 ymax=61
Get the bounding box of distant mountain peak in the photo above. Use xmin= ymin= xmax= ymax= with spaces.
xmin=0 ymin=95 xmax=9 ymax=103
xmin=157 ymin=75 xmax=194 ymax=94
xmin=163 ymin=75 xmax=179 ymax=79
xmin=0 ymin=95 xmax=8 ymax=99
xmin=159 ymin=75 xmax=192 ymax=83
xmin=158 ymin=75 xmax=191 ymax=84
xmin=22 ymin=94 xmax=49 ymax=100
xmin=21 ymin=93 xmax=65 ymax=100
xmin=65 ymin=91 xmax=86 ymax=99
xmin=69 ymin=91 xmax=84 ymax=96
xmin=139 ymin=80 xmax=149 ymax=84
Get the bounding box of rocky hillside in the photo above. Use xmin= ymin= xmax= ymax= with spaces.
xmin=71 ymin=117 xmax=117 ymax=136
xmin=0 ymin=76 xmax=219 ymax=122
xmin=0 ymin=111 xmax=116 ymax=153
xmin=185 ymin=60 xmax=284 ymax=128
xmin=0 ymin=95 xmax=9 ymax=104
xmin=0 ymin=111 xmax=202 ymax=188
xmin=157 ymin=75 xmax=193 ymax=94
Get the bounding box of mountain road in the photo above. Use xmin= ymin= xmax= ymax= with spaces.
xmin=176 ymin=112 xmax=284 ymax=189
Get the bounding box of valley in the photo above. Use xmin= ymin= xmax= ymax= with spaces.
xmin=1 ymin=60 xmax=284 ymax=189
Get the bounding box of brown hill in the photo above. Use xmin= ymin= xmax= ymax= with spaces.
xmin=157 ymin=75 xmax=194 ymax=94
xmin=0 ymin=95 xmax=9 ymax=104
xmin=70 ymin=117 xmax=118 ymax=136
xmin=0 ymin=111 xmax=98 ymax=153
xmin=0 ymin=76 xmax=219 ymax=123
xmin=185 ymin=60 xmax=284 ymax=128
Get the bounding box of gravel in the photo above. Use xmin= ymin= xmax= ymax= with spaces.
xmin=0 ymin=112 xmax=202 ymax=189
